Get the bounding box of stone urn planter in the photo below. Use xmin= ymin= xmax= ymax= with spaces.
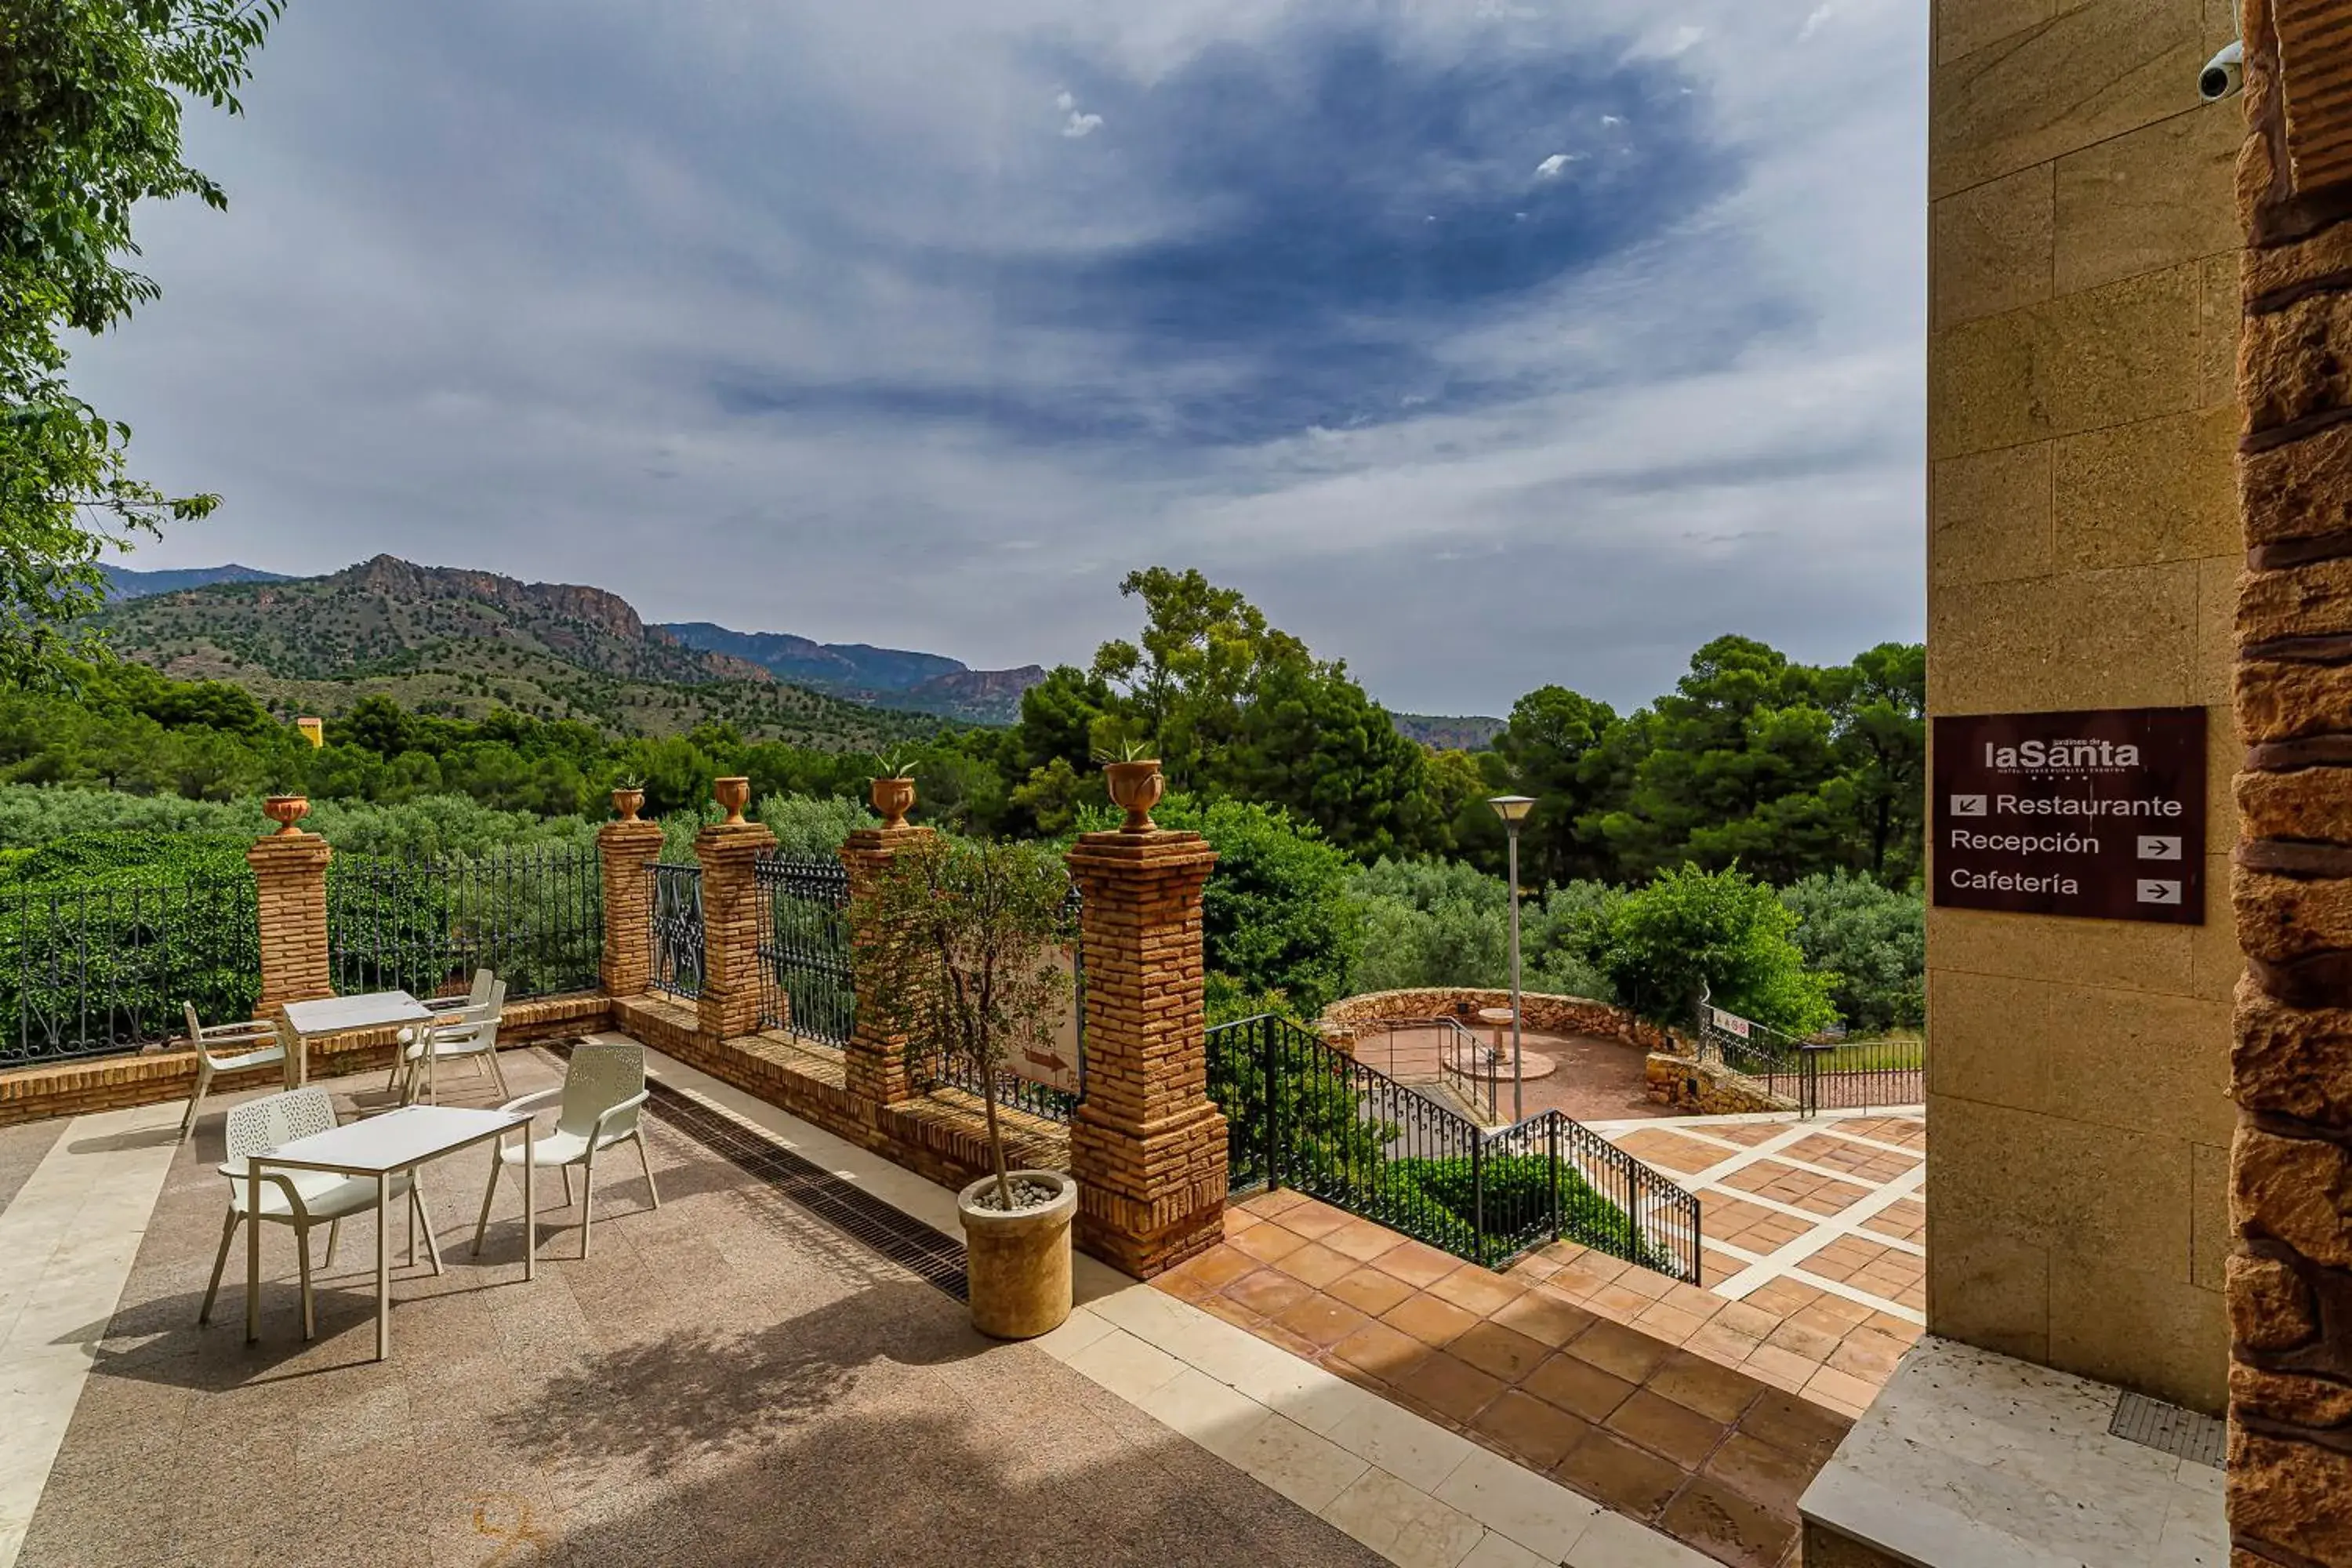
xmin=713 ymin=775 xmax=751 ymax=824
xmin=1103 ymin=759 xmax=1164 ymax=832
xmin=611 ymin=786 xmax=645 ymax=822
xmin=871 ymin=774 xmax=916 ymax=829
xmin=956 ymin=1168 xmax=1078 ymax=1339
xmin=262 ymin=794 xmax=310 ymax=836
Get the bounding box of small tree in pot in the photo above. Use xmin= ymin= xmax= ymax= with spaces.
xmin=852 ymin=834 xmax=1077 ymax=1336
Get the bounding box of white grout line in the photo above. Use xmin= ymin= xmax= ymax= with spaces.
xmin=1781 ymin=1268 xmax=1928 ymax=1326
xmin=1714 ymin=1162 xmax=1931 ymax=1304
xmin=0 ymin=1099 xmax=184 ymax=1568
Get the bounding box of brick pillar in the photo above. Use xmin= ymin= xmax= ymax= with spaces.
xmin=2228 ymin=9 xmax=2352 ymax=1562
xmin=840 ymin=824 xmax=934 ymax=1105
xmin=1065 ymin=829 xmax=1225 ymax=1278
xmin=695 ymin=818 xmax=776 ymax=1041
xmin=248 ymin=830 xmax=332 ymax=1014
xmin=597 ymin=818 xmax=665 ymax=997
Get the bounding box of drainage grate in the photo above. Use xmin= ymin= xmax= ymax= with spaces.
xmin=2110 ymin=1392 xmax=2225 ymax=1468
xmin=541 ymin=1044 xmax=970 ymax=1301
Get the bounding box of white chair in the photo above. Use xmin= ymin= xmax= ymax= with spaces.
xmin=387 ymin=969 xmax=495 ymax=1095
xmin=178 ymin=1004 xmax=289 ymax=1145
xmin=472 ymin=1042 xmax=658 ymax=1260
xmin=198 ymin=1086 xmax=441 ymax=1339
xmin=395 ymin=977 xmax=510 ymax=1105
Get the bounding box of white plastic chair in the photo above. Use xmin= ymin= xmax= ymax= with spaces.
xmin=178 ymin=1003 xmax=289 ymax=1144
xmin=396 ymin=977 xmax=510 ymax=1104
xmin=387 ymin=969 xmax=495 ymax=1094
xmin=471 ymin=1042 xmax=658 ymax=1260
xmin=198 ymin=1087 xmax=441 ymax=1339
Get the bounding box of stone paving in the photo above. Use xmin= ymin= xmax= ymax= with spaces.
xmin=1157 ymin=1192 xmax=1872 ymax=1568
xmin=1348 ymin=1024 xmax=1672 ymax=1124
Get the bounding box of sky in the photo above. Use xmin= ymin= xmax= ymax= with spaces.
xmin=73 ymin=0 xmax=1927 ymax=717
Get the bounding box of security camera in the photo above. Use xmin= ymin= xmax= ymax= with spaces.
xmin=2200 ymin=40 xmax=2243 ymax=102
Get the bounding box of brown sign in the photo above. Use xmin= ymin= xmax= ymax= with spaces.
xmin=1931 ymin=707 xmax=2206 ymax=924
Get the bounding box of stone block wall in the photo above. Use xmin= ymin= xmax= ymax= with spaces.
xmin=2225 ymin=1 xmax=2352 ymax=1558
xmin=1926 ymin=0 xmax=2245 ymax=1414
xmin=1319 ymin=986 xmax=1685 ymax=1054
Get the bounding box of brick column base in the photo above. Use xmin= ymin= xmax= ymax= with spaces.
xmin=840 ymin=824 xmax=934 ymax=1106
xmin=1066 ymin=829 xmax=1226 ymax=1278
xmin=697 ymin=820 xmax=776 ymax=1041
xmin=248 ymin=831 xmax=332 ymax=1014
xmin=597 ymin=819 xmax=666 ymax=999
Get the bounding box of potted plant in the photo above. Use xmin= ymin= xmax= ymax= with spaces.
xmin=853 ymin=836 xmax=1077 ymax=1338
xmin=261 ymin=785 xmax=310 ymax=836
xmin=1093 ymin=738 xmax=1163 ymax=833
xmin=611 ymin=775 xmax=646 ymax=822
xmin=869 ymin=749 xmax=918 ymax=829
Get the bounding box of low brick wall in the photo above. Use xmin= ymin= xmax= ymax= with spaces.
xmin=1643 ymin=1051 xmax=1798 ymax=1116
xmin=0 ymin=991 xmax=611 ymax=1129
xmin=610 ymin=994 xmax=1069 ymax=1198
xmin=1319 ymin=986 xmax=1686 ymax=1055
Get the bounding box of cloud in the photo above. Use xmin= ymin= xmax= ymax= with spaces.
xmin=1799 ymin=4 xmax=1836 ymax=39
xmin=64 ymin=0 xmax=1926 ymax=715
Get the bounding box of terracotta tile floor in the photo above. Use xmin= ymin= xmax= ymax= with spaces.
xmin=1159 ymin=1192 xmax=1878 ymax=1568
xmin=1584 ymin=1109 xmax=1929 ymax=1327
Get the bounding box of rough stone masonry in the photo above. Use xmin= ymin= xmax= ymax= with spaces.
xmin=2229 ymin=2 xmax=2352 ymax=1562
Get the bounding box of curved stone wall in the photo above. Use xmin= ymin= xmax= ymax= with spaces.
xmin=1316 ymin=986 xmax=1686 ymax=1057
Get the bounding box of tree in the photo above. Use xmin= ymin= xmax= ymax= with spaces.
xmin=1153 ymin=796 xmax=1362 ymax=1017
xmin=1593 ymin=863 xmax=1836 ymax=1036
xmin=851 ymin=837 xmax=1072 ymax=1207
xmin=0 ymin=1 xmax=289 ymax=685
xmin=1486 ymin=684 xmax=1623 ymax=883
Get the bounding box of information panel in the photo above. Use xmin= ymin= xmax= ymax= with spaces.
xmin=1931 ymin=707 xmax=2206 ymax=924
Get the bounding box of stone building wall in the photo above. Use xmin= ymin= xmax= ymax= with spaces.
xmin=1926 ymin=0 xmax=2246 ymax=1412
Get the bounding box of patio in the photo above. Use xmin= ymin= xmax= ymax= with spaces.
xmin=2 ymin=1041 xmax=1722 ymax=1568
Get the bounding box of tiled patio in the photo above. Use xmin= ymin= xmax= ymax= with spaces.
xmin=1588 ymin=1110 xmax=1928 ymax=1327
xmin=2 ymin=1044 xmax=1723 ymax=1568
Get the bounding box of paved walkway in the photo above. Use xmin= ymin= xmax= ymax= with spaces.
xmin=1349 ymin=1025 xmax=1671 ymax=1124
xmin=6 ymin=1044 xmax=1713 ymax=1568
xmin=1588 ymin=1110 xmax=1928 ymax=1323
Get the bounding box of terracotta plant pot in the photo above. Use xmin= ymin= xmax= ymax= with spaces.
xmin=713 ymin=776 xmax=751 ymax=825
xmin=871 ymin=775 xmax=916 ymax=830
xmin=956 ymin=1169 xmax=1077 ymax=1339
xmin=1103 ymin=760 xmax=1164 ymax=832
xmin=611 ymin=787 xmax=644 ymax=823
xmin=262 ymin=794 xmax=310 ymax=837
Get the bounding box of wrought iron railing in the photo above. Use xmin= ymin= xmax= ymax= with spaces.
xmin=0 ymin=873 xmax=260 ymax=1065
xmin=1696 ymin=988 xmax=1923 ymax=1116
xmin=648 ymin=862 xmax=705 ymax=1000
xmin=1207 ymin=1012 xmax=1700 ymax=1280
xmin=328 ymin=845 xmax=602 ymax=1001
xmin=1436 ymin=1014 xmax=1502 ymax=1124
xmin=753 ymin=854 xmax=854 ymax=1046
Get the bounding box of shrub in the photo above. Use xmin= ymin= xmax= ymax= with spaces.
xmin=757 ymin=791 xmax=874 ymax=858
xmin=1385 ymin=1152 xmax=1669 ymax=1270
xmin=1148 ymin=797 xmax=1362 ymax=1017
xmin=1595 ymin=863 xmax=1837 ymax=1036
xmin=1779 ymin=873 xmax=1925 ymax=1033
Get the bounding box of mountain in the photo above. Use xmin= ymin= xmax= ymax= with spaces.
xmin=662 ymin=621 xmax=1044 ymax=724
xmin=90 ymin=556 xmax=942 ymax=750
xmin=99 ymin=563 xmax=290 ymax=600
xmin=1391 ymin=713 xmax=1504 ymax=751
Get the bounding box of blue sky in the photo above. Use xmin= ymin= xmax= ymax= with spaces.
xmin=73 ymin=0 xmax=1926 ymax=715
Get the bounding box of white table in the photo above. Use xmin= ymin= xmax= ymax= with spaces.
xmin=281 ymin=992 xmax=436 ymax=1088
xmin=246 ymin=1105 xmax=534 ymax=1359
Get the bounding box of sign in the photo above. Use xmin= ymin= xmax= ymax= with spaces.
xmin=1932 ymin=707 xmax=2205 ymax=924
xmin=1708 ymin=1007 xmax=1751 ymax=1039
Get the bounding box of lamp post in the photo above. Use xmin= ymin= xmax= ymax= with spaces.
xmin=1487 ymin=795 xmax=1537 ymax=1122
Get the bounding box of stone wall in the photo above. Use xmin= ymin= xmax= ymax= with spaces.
xmin=2225 ymin=1 xmax=2352 ymax=1558
xmin=1643 ymin=1052 xmax=1802 ymax=1116
xmin=1319 ymin=986 xmax=1685 ymax=1055
xmin=1925 ymin=0 xmax=2244 ymax=1414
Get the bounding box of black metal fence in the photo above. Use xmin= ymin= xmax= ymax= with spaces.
xmin=648 ymin=862 xmax=705 ymax=1000
xmin=328 ymin=845 xmax=603 ymax=1001
xmin=1697 ymin=992 xmax=1925 ymax=1116
xmin=0 ymin=873 xmax=261 ymax=1065
xmin=1207 ymin=1013 xmax=1700 ymax=1280
xmin=754 ymin=854 xmax=854 ymax=1046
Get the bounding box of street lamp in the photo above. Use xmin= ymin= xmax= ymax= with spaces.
xmin=1487 ymin=795 xmax=1537 ymax=1121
